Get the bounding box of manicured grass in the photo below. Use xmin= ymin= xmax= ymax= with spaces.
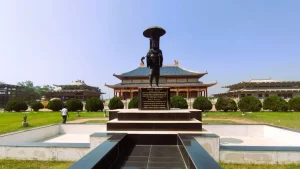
xmin=220 ymin=162 xmax=300 ymax=169
xmin=0 ymin=159 xmax=73 ymax=169
xmin=0 ymin=111 xmax=106 ymax=134
xmin=203 ymin=111 xmax=300 ymax=130
xmin=83 ymin=120 xmax=108 ymax=124
xmin=202 ymin=120 xmax=240 ymax=124
xmin=1 ymin=160 xmax=299 ymax=169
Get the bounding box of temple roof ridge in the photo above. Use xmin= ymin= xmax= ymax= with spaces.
xmin=114 ymin=64 xmax=207 ymax=78
xmin=248 ymin=77 xmax=280 ymax=83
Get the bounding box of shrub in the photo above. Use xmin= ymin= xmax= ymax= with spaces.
xmin=263 ymin=95 xmax=289 ymax=112
xmin=66 ymin=98 xmax=83 ymax=111
xmin=215 ymin=97 xmax=230 ymax=112
xmin=47 ymin=99 xmax=63 ymax=111
xmin=5 ymin=99 xmax=28 ymax=112
xmin=193 ymin=96 xmax=212 ymax=112
xmin=85 ymin=97 xmax=104 ymax=112
xmin=128 ymin=96 xmax=139 ymax=109
xmin=170 ymin=95 xmax=188 ymax=109
xmin=108 ymin=97 xmax=124 ymax=110
xmin=228 ymin=99 xmax=238 ymax=112
xmin=238 ymin=96 xmax=262 ymax=112
xmin=30 ymin=101 xmax=44 ymax=111
xmin=288 ymin=97 xmax=300 ymax=112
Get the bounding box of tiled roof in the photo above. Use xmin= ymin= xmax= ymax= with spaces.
xmin=105 ymin=82 xmax=217 ymax=88
xmin=115 ymin=65 xmax=206 ymax=77
xmin=222 ymin=78 xmax=300 ymax=88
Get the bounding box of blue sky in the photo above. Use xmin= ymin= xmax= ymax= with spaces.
xmin=1 ymin=0 xmax=300 ymax=98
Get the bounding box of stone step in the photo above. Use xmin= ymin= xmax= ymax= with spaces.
xmin=107 ymin=118 xmax=202 ymax=131
xmin=113 ymin=109 xmax=201 ymax=121
xmin=118 ymin=112 xmax=191 ymax=121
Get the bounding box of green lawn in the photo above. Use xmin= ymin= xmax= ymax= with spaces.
xmin=1 ymin=111 xmax=300 ymax=168
xmin=203 ymin=111 xmax=300 ymax=130
xmin=0 ymin=111 xmax=106 ymax=134
xmin=0 ymin=159 xmax=73 ymax=169
xmin=0 ymin=159 xmax=299 ymax=169
xmin=220 ymin=162 xmax=300 ymax=169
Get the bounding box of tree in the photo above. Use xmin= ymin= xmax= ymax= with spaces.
xmin=288 ymin=97 xmax=300 ymax=111
xmin=5 ymin=99 xmax=28 ymax=112
xmin=238 ymin=96 xmax=262 ymax=112
xmin=228 ymin=99 xmax=238 ymax=112
xmin=47 ymin=99 xmax=63 ymax=111
xmin=128 ymin=96 xmax=139 ymax=109
xmin=38 ymin=85 xmax=55 ymax=99
xmin=30 ymin=101 xmax=44 ymax=111
xmin=66 ymin=98 xmax=83 ymax=111
xmin=215 ymin=97 xmax=230 ymax=112
xmin=170 ymin=95 xmax=188 ymax=109
xmin=263 ymin=95 xmax=289 ymax=112
xmin=17 ymin=81 xmax=55 ymax=101
xmin=108 ymin=97 xmax=124 ymax=110
xmin=193 ymin=96 xmax=212 ymax=112
xmin=85 ymin=97 xmax=104 ymax=112
xmin=18 ymin=81 xmax=40 ymax=102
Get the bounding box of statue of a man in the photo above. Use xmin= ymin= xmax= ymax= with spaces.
xmin=146 ymin=39 xmax=163 ymax=87
xmin=23 ymin=115 xmax=27 ymax=123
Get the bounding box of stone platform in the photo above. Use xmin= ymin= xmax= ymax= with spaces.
xmin=107 ymin=109 xmax=202 ymax=131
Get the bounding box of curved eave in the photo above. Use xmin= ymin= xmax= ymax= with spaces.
xmin=222 ymin=81 xmax=300 ymax=88
xmin=113 ymin=73 xmax=208 ymax=80
xmin=53 ymin=84 xmax=100 ymax=89
xmin=105 ymin=82 xmax=217 ymax=89
xmin=0 ymin=84 xmax=22 ymax=87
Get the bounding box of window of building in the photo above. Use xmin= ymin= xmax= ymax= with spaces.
xmin=265 ymin=94 xmax=269 ymax=97
xmin=133 ymin=92 xmax=138 ymax=97
xmin=123 ymin=92 xmax=130 ymax=100
xmin=189 ymin=91 xmax=198 ymax=98
xmin=247 ymin=94 xmax=252 ymax=96
xmin=170 ymin=92 xmax=177 ymax=97
xmin=179 ymin=91 xmax=187 ymax=98
xmin=240 ymin=94 xmax=245 ymax=97
xmin=258 ymin=94 xmax=262 ymax=98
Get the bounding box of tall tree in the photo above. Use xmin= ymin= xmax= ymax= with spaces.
xmin=17 ymin=81 xmax=55 ymax=101
xmin=17 ymin=80 xmax=40 ymax=102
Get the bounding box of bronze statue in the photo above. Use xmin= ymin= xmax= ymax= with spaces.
xmin=23 ymin=115 xmax=27 ymax=123
xmin=142 ymin=26 xmax=166 ymax=87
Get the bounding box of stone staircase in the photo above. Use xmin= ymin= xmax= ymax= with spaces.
xmin=107 ymin=109 xmax=202 ymax=131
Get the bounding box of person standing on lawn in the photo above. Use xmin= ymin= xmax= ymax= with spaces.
xmin=61 ymin=106 xmax=69 ymax=124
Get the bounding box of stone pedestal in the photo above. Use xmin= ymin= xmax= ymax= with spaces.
xmin=138 ymin=87 xmax=170 ymax=110
xmin=22 ymin=122 xmax=29 ymax=127
xmin=107 ymin=87 xmax=203 ymax=132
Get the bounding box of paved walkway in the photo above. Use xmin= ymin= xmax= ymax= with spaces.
xmin=203 ymin=117 xmax=263 ymax=124
xmin=68 ymin=118 xmax=109 ymax=124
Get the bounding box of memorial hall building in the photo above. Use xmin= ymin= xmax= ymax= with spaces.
xmin=214 ymin=78 xmax=300 ymax=101
xmin=49 ymin=80 xmax=105 ymax=101
xmin=0 ymin=82 xmax=24 ymax=108
xmin=105 ymin=61 xmax=217 ymax=101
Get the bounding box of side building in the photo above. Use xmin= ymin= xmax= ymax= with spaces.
xmin=0 ymin=82 xmax=24 ymax=108
xmin=49 ymin=80 xmax=105 ymax=101
xmin=105 ymin=61 xmax=217 ymax=107
xmin=214 ymin=78 xmax=300 ymax=101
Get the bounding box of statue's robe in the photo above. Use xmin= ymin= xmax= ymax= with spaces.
xmin=146 ymin=49 xmax=163 ymax=75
